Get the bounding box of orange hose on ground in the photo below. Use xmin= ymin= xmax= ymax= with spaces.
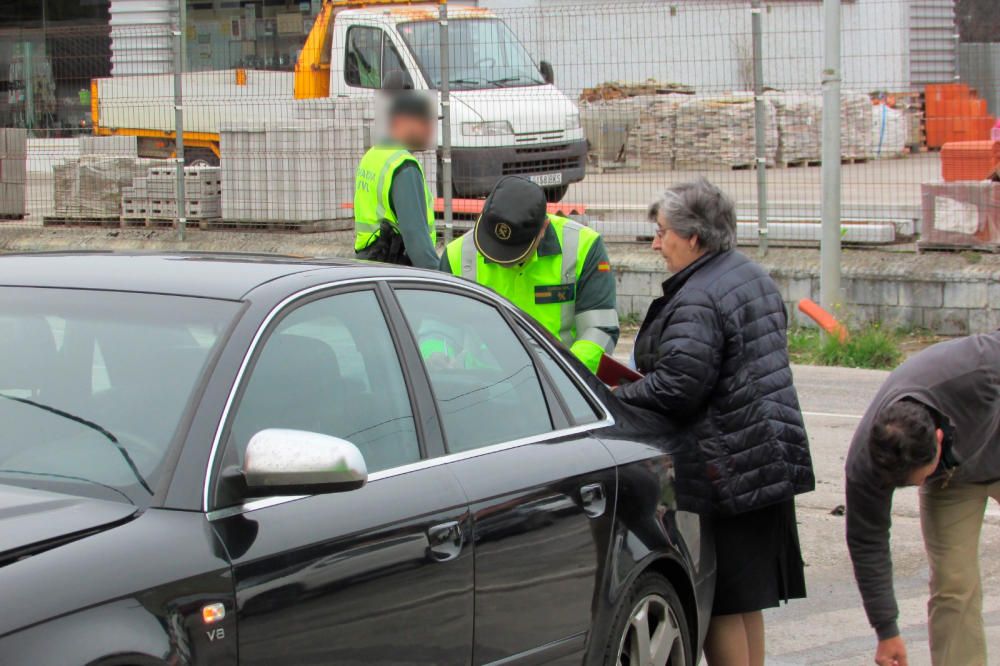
xmin=797 ymin=299 xmax=849 ymax=342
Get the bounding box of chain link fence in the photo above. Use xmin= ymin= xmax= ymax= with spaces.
xmin=0 ymin=0 xmax=997 ymax=251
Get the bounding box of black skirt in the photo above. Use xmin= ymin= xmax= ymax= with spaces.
xmin=711 ymin=498 xmax=807 ymax=616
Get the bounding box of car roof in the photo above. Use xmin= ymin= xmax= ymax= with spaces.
xmin=0 ymin=252 xmax=425 ymax=300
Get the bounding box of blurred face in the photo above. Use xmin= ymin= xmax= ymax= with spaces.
xmin=906 ymin=428 xmax=945 ymax=486
xmin=390 ymin=114 xmax=434 ymax=152
xmin=651 ymin=209 xmax=705 ymax=273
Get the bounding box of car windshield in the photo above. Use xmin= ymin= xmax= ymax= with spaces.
xmin=398 ymin=18 xmax=544 ymax=90
xmin=0 ymin=288 xmax=239 ymax=505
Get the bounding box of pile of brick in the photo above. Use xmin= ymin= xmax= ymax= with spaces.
xmin=53 ymin=156 xmax=156 ymax=219
xmin=766 ymin=92 xmax=822 ymax=164
xmin=121 ymin=166 xmax=222 ymax=222
xmin=841 ymin=92 xmax=875 ymax=161
xmin=0 ymin=129 xmax=26 ymax=219
xmin=672 ymin=94 xmax=778 ymax=168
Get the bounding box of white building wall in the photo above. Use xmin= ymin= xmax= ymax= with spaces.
xmin=483 ymin=0 xmax=912 ymax=97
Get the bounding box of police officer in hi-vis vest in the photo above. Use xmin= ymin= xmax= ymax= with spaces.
xmin=441 ymin=176 xmax=619 ymax=373
xmin=354 ymin=92 xmax=437 ymax=269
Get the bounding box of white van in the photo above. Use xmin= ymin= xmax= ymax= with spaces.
xmin=91 ymin=2 xmax=586 ymax=201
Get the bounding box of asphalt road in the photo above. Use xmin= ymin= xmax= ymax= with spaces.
xmin=763 ymin=364 xmax=1000 ymax=666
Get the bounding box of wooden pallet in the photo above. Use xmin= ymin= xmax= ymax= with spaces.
xmin=43 ymin=216 xmax=121 ymax=228
xmin=841 ymin=157 xmax=870 ymax=165
xmin=0 ymin=214 xmax=25 ymax=221
xmin=197 ymin=218 xmax=352 ymax=233
xmin=782 ymin=159 xmax=821 ymax=168
xmin=121 ymin=217 xmax=181 ymax=229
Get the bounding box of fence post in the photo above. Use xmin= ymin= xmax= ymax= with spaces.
xmin=23 ymin=42 xmax=35 ymax=135
xmin=439 ymin=0 xmax=454 ymax=245
xmin=751 ymin=0 xmax=768 ymax=255
xmin=173 ymin=0 xmax=187 ymax=241
xmin=820 ymin=0 xmax=842 ymax=320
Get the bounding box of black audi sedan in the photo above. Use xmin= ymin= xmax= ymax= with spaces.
xmin=0 ymin=253 xmax=713 ymax=666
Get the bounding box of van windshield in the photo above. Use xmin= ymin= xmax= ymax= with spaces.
xmin=399 ymin=18 xmax=544 ymax=90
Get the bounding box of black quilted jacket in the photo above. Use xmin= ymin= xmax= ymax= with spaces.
xmin=617 ymin=250 xmax=814 ymax=514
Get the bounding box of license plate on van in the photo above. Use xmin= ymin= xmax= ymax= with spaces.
xmin=528 ymin=173 xmax=563 ymax=187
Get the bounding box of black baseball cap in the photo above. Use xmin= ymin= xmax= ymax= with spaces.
xmin=474 ymin=176 xmax=548 ymax=265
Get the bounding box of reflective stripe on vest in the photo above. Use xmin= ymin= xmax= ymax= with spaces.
xmin=448 ymin=215 xmax=597 ymax=348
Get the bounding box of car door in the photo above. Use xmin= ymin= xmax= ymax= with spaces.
xmin=391 ymin=286 xmax=618 ymax=666
xmin=208 ymin=286 xmax=473 ymax=666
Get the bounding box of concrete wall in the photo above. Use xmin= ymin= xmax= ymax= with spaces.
xmin=483 ymin=0 xmax=912 ymax=96
xmin=612 ymin=246 xmax=1000 ymax=336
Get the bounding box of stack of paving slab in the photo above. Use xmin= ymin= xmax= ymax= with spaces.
xmin=221 ymin=97 xmax=436 ymax=229
xmin=672 ymin=94 xmax=778 ymax=169
xmin=51 ymin=136 xmax=145 ymax=220
xmin=121 ymin=166 xmax=222 ymax=222
xmin=0 ymin=129 xmax=27 ymax=219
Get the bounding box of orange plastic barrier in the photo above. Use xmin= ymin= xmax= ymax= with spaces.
xmin=341 ymin=198 xmax=588 ymax=217
xmin=797 ymin=299 xmax=848 ymax=343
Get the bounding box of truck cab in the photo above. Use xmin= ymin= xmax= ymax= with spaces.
xmin=309 ymin=4 xmax=586 ymax=201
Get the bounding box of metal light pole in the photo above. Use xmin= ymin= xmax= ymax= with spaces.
xmin=439 ymin=0 xmax=454 ymax=244
xmin=173 ymin=0 xmax=187 ymax=240
xmin=751 ymin=0 xmax=768 ymax=255
xmin=819 ymin=0 xmax=842 ymax=316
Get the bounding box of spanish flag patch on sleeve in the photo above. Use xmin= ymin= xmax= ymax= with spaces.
xmin=597 ymin=261 xmax=611 ymax=272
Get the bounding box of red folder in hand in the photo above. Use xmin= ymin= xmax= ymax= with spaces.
xmin=597 ymin=354 xmax=643 ymax=387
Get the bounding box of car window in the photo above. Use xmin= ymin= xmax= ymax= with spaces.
xmin=345 ymin=26 xmax=383 ymax=88
xmin=522 ymin=332 xmax=603 ymax=426
xmin=395 ymin=289 xmax=552 ymax=454
xmin=227 ymin=290 xmax=419 ymax=474
xmin=0 ymin=288 xmax=237 ymax=505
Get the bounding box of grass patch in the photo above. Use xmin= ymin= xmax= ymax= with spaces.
xmin=788 ymin=324 xmax=903 ymax=370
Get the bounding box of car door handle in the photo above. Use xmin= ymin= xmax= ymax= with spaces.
xmin=580 ymin=482 xmax=607 ymax=518
xmin=426 ymin=521 xmax=463 ymax=562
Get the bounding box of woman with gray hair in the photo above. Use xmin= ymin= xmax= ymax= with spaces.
xmin=615 ymin=178 xmax=814 ymax=666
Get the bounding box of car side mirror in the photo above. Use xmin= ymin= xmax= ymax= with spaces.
xmin=242 ymin=429 xmax=367 ymax=497
xmin=539 ymin=60 xmax=554 ymax=85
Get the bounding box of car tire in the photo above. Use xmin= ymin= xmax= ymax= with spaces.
xmin=599 ymin=572 xmax=693 ymax=666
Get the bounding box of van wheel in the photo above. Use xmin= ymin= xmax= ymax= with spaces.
xmin=544 ymin=184 xmax=569 ymax=203
xmin=600 ymin=573 xmax=692 ymax=666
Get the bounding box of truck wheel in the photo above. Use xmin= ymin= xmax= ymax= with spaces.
xmin=599 ymin=573 xmax=692 ymax=666
xmin=544 ymin=185 xmax=569 ymax=203
xmin=185 ymin=148 xmax=219 ymax=167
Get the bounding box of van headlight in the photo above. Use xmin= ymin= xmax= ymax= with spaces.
xmin=566 ymin=112 xmax=581 ymax=130
xmin=462 ymin=121 xmax=513 ymax=136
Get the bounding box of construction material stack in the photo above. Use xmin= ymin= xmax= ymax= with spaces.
xmin=672 ymin=94 xmax=778 ymax=169
xmin=122 ymin=166 xmax=222 ymax=225
xmin=0 ymin=129 xmax=26 ymax=219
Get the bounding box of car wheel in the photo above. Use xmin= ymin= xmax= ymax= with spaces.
xmin=600 ymin=573 xmax=692 ymax=666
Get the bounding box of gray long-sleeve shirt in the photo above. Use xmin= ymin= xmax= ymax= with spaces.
xmin=845 ymin=331 xmax=1000 ymax=640
xmin=389 ymin=161 xmax=438 ymax=270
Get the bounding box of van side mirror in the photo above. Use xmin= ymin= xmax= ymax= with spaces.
xmin=242 ymin=429 xmax=367 ymax=497
xmin=539 ymin=61 xmax=554 ymax=85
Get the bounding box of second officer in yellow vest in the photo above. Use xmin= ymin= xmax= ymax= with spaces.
xmin=354 ymin=92 xmax=437 ymax=268
xmin=441 ymin=176 xmax=619 ymax=373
